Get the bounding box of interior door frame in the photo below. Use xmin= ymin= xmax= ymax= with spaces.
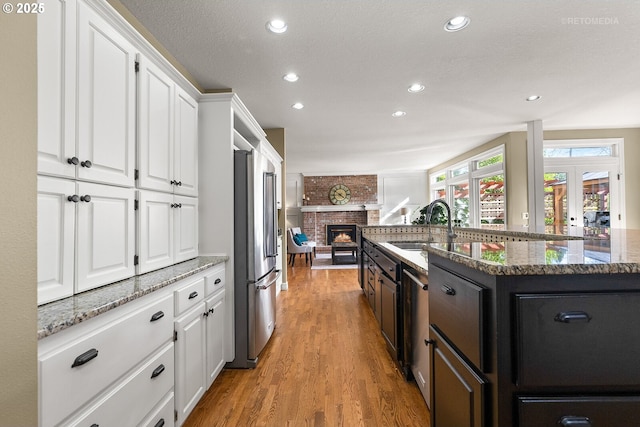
xmin=543 ymin=138 xmax=625 ymax=229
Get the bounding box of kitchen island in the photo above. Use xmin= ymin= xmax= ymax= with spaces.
xmin=359 ymin=225 xmax=640 ymax=427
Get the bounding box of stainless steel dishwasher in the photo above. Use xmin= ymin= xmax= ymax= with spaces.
xmin=403 ymin=266 xmax=430 ymax=408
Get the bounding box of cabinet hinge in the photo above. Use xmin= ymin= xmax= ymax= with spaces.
xmin=134 ymin=255 xmax=139 ymax=265
xmin=134 ymin=169 xmax=139 ymax=180
xmin=173 ymin=330 xmax=178 ymax=342
xmin=134 ymin=199 xmax=139 ymax=211
xmin=135 ymin=61 xmax=139 ymax=73
xmin=175 ymin=409 xmax=178 ymax=422
xmin=618 ymin=173 xmax=621 ymax=180
xmin=619 ymin=214 xmax=622 ymax=220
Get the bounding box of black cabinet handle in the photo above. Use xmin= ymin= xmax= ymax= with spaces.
xmin=67 ymin=156 xmax=79 ymax=165
xmin=71 ymin=348 xmax=98 ymax=368
xmin=80 ymin=195 xmax=91 ymax=203
xmin=441 ymin=285 xmax=456 ymax=296
xmin=170 ymin=180 xmax=177 ymax=185
xmin=90 ymin=424 xmax=99 ymax=427
xmin=559 ymin=416 xmax=592 ymax=427
xmin=67 ymin=194 xmax=80 ymax=203
xmin=188 ymin=291 xmax=198 ymax=299
xmin=150 ymin=364 xmax=165 ymax=379
xmin=177 ymin=181 xmax=182 ymax=186
xmin=214 ymin=278 xmax=222 ymax=284
xmin=554 ymin=311 xmax=591 ymax=323
xmin=209 ymin=307 xmax=215 ymax=314
xmin=81 ymin=159 xmax=92 ymax=168
xmin=422 ymin=284 xmax=428 ymax=291
xmin=150 ymin=311 xmax=165 ymax=322
xmin=424 ymin=339 xmax=435 ymax=346
xmin=153 ymin=418 xmax=165 ymax=427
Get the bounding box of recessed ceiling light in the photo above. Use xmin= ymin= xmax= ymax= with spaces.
xmin=526 ymin=95 xmax=541 ymax=101
xmin=283 ymin=73 xmax=299 ymax=82
xmin=408 ymin=83 xmax=425 ymax=93
xmin=392 ymin=111 xmax=406 ymax=118
xmin=444 ymin=16 xmax=470 ymax=32
xmin=267 ymin=19 xmax=287 ymax=34
xmin=292 ymin=102 xmax=304 ymax=110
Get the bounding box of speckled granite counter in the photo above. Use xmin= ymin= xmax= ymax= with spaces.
xmin=38 ymin=256 xmax=228 ymax=340
xmin=361 ymin=225 xmax=640 ymax=276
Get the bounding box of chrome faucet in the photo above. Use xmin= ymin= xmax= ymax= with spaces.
xmin=426 ymin=199 xmax=457 ymax=242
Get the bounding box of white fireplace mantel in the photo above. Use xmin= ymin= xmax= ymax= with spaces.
xmin=300 ymin=204 xmax=382 ymax=212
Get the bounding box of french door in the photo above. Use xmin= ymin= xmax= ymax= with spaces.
xmin=544 ymin=163 xmax=620 ymax=228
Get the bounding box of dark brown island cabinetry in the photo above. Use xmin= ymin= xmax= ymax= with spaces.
xmin=428 ymin=253 xmax=640 ymax=427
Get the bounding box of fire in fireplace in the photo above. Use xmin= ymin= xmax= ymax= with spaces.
xmin=326 ymin=224 xmax=357 ymax=245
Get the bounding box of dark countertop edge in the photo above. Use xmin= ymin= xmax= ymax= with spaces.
xmin=37 ymin=256 xmax=228 ymax=340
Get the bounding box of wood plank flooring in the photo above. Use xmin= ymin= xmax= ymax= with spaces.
xmin=183 ymin=265 xmax=431 ymax=427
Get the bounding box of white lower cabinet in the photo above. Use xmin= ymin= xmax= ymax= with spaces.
xmin=39 ymin=293 xmax=173 ymax=427
xmin=137 ymin=190 xmax=199 ymax=275
xmin=66 ymin=342 xmax=174 ymax=427
xmin=39 ymin=264 xmax=227 ymax=427
xmin=174 ymin=302 xmax=207 ymax=426
xmin=205 ymin=289 xmax=226 ymax=389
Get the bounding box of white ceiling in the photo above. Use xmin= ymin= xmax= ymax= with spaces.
xmin=118 ymin=0 xmax=640 ymax=175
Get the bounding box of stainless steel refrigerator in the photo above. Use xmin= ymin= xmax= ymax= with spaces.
xmin=227 ymin=149 xmax=279 ymax=368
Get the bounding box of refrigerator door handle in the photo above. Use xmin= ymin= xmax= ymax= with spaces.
xmin=256 ymin=270 xmax=281 ymax=290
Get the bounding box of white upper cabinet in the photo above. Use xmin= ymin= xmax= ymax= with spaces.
xmin=77 ymin=0 xmax=137 ymax=187
xmin=138 ymin=58 xmax=198 ymax=197
xmin=37 ymin=176 xmax=76 ymax=305
xmin=75 ymin=182 xmax=135 ymax=293
xmin=174 ymin=195 xmax=199 ymax=263
xmin=174 ymin=87 xmax=199 ymax=197
xmin=137 ymin=57 xmax=175 ymax=193
xmin=38 ymin=0 xmax=137 ymax=188
xmin=37 ymin=0 xmax=76 ymax=179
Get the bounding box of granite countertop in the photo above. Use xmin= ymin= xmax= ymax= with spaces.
xmin=38 ymin=256 xmax=228 ymax=340
xmin=363 ymin=227 xmax=640 ymax=277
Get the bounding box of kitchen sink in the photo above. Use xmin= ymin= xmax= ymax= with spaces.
xmin=389 ymin=242 xmax=428 ymax=251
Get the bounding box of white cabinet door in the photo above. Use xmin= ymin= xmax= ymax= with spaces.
xmin=205 ymin=290 xmax=225 ymax=389
xmin=137 ymin=57 xmax=174 ymax=193
xmin=77 ymin=0 xmax=136 ymax=187
xmin=137 ymin=190 xmax=174 ymax=274
xmin=76 ymin=182 xmax=135 ymax=293
xmin=174 ymin=87 xmax=198 ymax=197
xmin=174 ymin=195 xmax=198 ymax=263
xmin=174 ymin=303 xmax=207 ymax=426
xmin=37 ymin=0 xmax=76 ymax=179
xmin=37 ymin=176 xmax=76 ymax=305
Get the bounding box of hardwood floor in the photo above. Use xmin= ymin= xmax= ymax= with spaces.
xmin=183 ymin=265 xmax=431 ymax=427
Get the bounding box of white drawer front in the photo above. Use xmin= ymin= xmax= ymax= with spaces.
xmin=204 ymin=264 xmax=225 ymax=296
xmin=174 ymin=277 xmax=204 ymax=316
xmin=40 ymin=294 xmax=173 ymax=427
xmin=67 ymin=342 xmax=174 ymax=427
xmin=138 ymin=390 xmax=175 ymax=427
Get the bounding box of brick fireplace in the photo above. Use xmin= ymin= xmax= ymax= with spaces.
xmin=300 ymin=175 xmax=380 ymax=252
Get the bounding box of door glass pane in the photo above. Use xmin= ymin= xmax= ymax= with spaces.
xmin=582 ymin=172 xmax=610 ymax=227
xmin=544 ymin=172 xmax=567 ymax=226
xmin=479 ymin=174 xmax=504 ymax=225
xmin=543 ymin=146 xmax=612 ymax=158
xmin=452 ymin=183 xmax=469 ymax=226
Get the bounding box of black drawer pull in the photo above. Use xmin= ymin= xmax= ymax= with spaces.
xmin=150 ymin=364 xmax=165 ymax=379
xmin=559 ymin=416 xmax=592 ymax=427
xmin=71 ymin=348 xmax=98 ymax=368
xmin=90 ymin=424 xmax=99 ymax=427
xmin=441 ymin=285 xmax=456 ymax=296
xmin=424 ymin=339 xmax=435 ymax=346
xmin=150 ymin=311 xmax=165 ymax=322
xmin=153 ymin=419 xmax=165 ymax=427
xmin=188 ymin=291 xmax=198 ymax=299
xmin=214 ymin=278 xmax=222 ymax=284
xmin=554 ymin=311 xmax=591 ymax=323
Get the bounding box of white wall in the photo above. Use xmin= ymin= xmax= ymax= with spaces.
xmin=378 ymin=172 xmax=429 ymax=225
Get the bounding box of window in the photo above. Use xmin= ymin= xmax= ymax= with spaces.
xmin=429 ymin=146 xmax=505 ymax=228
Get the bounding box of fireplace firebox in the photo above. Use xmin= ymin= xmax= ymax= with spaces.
xmin=326 ymin=224 xmax=357 ymax=246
